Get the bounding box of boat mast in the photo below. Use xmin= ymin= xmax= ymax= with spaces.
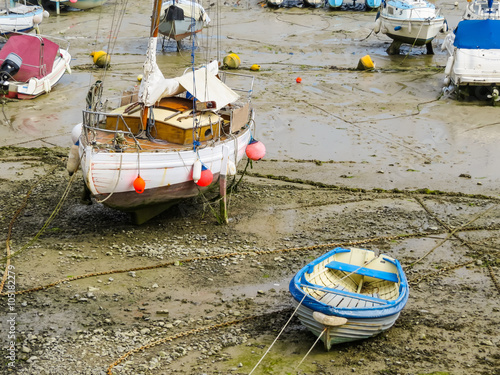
xmin=141 ymin=0 xmax=163 ymax=129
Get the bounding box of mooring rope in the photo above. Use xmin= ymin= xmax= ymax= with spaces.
xmin=295 ymin=328 xmax=326 ymax=371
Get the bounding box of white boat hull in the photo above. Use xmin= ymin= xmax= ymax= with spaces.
xmin=445 ymin=48 xmax=500 ymax=86
xmin=79 ymin=126 xmax=252 ymax=212
xmin=49 ymin=0 xmax=108 ymax=10
xmin=159 ymin=18 xmax=204 ymax=41
xmin=0 ymin=5 xmax=45 ymax=36
xmin=294 ymin=302 xmax=401 ymax=349
xmin=378 ymin=16 xmax=445 ymax=45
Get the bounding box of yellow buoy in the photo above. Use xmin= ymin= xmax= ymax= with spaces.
xmin=223 ymin=53 xmax=241 ymax=69
xmin=357 ymin=55 xmax=375 ymax=71
xmin=137 ymin=74 xmax=143 ymax=82
xmin=90 ymin=51 xmax=111 ymax=68
xmin=250 ymin=64 xmax=260 ymax=71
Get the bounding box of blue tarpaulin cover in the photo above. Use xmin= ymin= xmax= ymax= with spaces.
xmin=454 ymin=19 xmax=500 ymax=49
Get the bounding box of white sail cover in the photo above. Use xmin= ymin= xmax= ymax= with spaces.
xmin=175 ymin=65 xmax=239 ymax=110
xmin=138 ymin=37 xmax=182 ymax=107
xmin=139 ymin=40 xmax=239 ymax=109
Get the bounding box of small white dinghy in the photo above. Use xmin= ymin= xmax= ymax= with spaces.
xmin=289 ymin=247 xmax=409 ymax=350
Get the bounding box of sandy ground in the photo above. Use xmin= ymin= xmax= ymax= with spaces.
xmin=0 ymin=0 xmax=499 ymax=374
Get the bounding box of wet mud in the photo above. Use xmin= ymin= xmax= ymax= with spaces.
xmin=0 ymin=0 xmax=499 ymax=374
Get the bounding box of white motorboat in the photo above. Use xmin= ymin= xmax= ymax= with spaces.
xmin=0 ymin=33 xmax=71 ymax=99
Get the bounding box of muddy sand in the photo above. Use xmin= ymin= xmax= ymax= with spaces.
xmin=1 ymin=0 xmax=499 ymax=374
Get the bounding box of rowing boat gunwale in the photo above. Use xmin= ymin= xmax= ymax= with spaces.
xmin=289 ymin=247 xmax=409 ymax=319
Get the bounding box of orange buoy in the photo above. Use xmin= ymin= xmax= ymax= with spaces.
xmin=133 ymin=176 xmax=146 ymax=194
xmin=246 ymin=139 xmax=266 ymax=161
xmin=296 ymin=77 xmax=302 ymax=83
xmin=196 ymin=166 xmax=213 ymax=187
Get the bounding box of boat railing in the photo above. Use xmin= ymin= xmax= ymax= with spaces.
xmin=82 ymin=109 xmax=143 ymax=150
xmin=12 ymin=31 xmax=71 ymax=52
xmin=218 ymin=71 xmax=255 ymax=100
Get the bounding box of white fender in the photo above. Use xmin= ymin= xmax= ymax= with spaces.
xmin=71 ymin=123 xmax=82 ymax=144
xmin=33 ymin=14 xmax=43 ymax=25
xmin=374 ymin=18 xmax=381 ymax=34
xmin=227 ymin=160 xmax=236 ymax=176
xmin=65 ymin=61 xmax=72 ymax=75
xmin=192 ymin=159 xmax=202 ymax=183
xmin=66 ymin=144 xmax=80 ymax=175
xmin=443 ymin=76 xmax=450 ymax=86
xmin=444 ymin=56 xmax=454 ymax=76
xmin=43 ymin=78 xmax=51 ymax=93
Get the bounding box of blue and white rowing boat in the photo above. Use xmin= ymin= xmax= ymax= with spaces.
xmin=289 ymin=247 xmax=409 ymax=350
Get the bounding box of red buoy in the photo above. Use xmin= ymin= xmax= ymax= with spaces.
xmin=133 ymin=176 xmax=146 ymax=194
xmin=296 ymin=77 xmax=302 ymax=83
xmin=196 ymin=166 xmax=213 ymax=187
xmin=246 ymin=139 xmax=266 ymax=161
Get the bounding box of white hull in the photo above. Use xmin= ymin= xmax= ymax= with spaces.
xmin=0 ymin=4 xmax=45 ymax=36
xmin=305 ymin=0 xmax=324 ymax=7
xmin=377 ymin=16 xmax=445 ymax=45
xmin=79 ymin=124 xmax=252 ymax=211
xmin=445 ymin=48 xmax=500 ymax=87
xmin=294 ymin=302 xmax=401 ymax=349
xmin=375 ymin=0 xmax=446 ymax=45
xmin=50 ymin=0 xmax=108 ymax=10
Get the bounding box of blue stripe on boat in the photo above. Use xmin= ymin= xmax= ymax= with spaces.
xmin=325 ymin=261 xmax=399 ymax=282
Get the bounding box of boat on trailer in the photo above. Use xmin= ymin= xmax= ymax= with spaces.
xmin=72 ymin=0 xmax=258 ymax=224
xmin=0 ymin=33 xmax=71 ymax=99
xmin=374 ymin=0 xmax=447 ymax=54
xmin=289 ymin=247 xmax=409 ymax=350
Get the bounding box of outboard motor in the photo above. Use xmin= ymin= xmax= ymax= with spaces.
xmin=0 ymin=53 xmax=22 ymax=92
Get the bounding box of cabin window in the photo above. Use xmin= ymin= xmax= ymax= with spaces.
xmin=204 ymin=129 xmax=212 ymax=138
xmin=388 ymin=7 xmax=394 ymax=15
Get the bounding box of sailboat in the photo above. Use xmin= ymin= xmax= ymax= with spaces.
xmin=71 ymin=0 xmax=258 ymax=224
xmin=158 ymin=0 xmax=210 ymax=51
xmin=0 ymin=0 xmax=47 ymax=37
xmin=374 ymin=0 xmax=447 ymax=54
